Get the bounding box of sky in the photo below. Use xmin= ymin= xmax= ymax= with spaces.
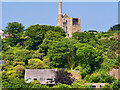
xmin=2 ymin=2 xmax=118 ymax=32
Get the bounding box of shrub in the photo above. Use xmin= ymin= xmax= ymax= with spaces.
xmin=27 ymin=58 xmax=49 ymax=69
xmin=112 ymin=80 xmax=120 ymax=89
xmin=84 ymin=73 xmax=116 ymax=83
xmin=51 ymin=83 xmax=72 ymax=88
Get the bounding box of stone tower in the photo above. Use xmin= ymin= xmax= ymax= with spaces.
xmin=57 ymin=2 xmax=81 ymax=37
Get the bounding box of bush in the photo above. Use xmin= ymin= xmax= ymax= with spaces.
xmin=112 ymin=80 xmax=120 ymax=89
xmin=72 ymin=80 xmax=92 ymax=89
xmin=51 ymin=83 xmax=72 ymax=88
xmin=27 ymin=58 xmax=49 ymax=69
xmin=84 ymin=73 xmax=116 ymax=83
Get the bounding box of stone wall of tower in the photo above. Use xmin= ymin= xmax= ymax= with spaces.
xmin=72 ymin=18 xmax=81 ymax=33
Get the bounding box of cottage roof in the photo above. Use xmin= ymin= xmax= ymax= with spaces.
xmin=24 ymin=69 xmax=57 ymax=84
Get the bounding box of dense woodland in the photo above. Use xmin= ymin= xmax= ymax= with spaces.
xmin=0 ymin=22 xmax=120 ymax=89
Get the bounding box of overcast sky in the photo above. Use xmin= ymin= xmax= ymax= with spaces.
xmin=2 ymin=2 xmax=118 ymax=32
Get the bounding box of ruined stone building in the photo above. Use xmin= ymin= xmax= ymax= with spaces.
xmin=110 ymin=67 xmax=120 ymax=79
xmin=57 ymin=2 xmax=81 ymax=37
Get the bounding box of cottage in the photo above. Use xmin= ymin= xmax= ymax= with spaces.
xmin=24 ymin=69 xmax=57 ymax=84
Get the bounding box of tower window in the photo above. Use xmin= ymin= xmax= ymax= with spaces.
xmin=66 ymin=26 xmax=67 ymax=32
xmin=73 ymin=18 xmax=78 ymax=25
xmin=68 ymin=34 xmax=69 ymax=37
xmin=66 ymin=20 xmax=67 ymax=24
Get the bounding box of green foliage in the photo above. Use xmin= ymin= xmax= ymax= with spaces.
xmin=2 ymin=23 xmax=120 ymax=89
xmin=2 ymin=46 xmax=31 ymax=64
xmin=2 ymin=77 xmax=29 ymax=89
xmin=3 ymin=22 xmax=25 ymax=46
xmin=30 ymin=50 xmax=45 ymax=59
xmin=2 ymin=77 xmax=49 ymax=89
xmin=75 ymin=43 xmax=102 ymax=78
xmin=0 ymin=37 xmax=2 ymax=53
xmin=72 ymin=32 xmax=96 ymax=43
xmin=39 ymin=30 xmax=65 ymax=54
xmin=2 ymin=65 xmax=25 ymax=80
xmin=24 ymin=25 xmax=65 ymax=50
xmin=100 ymin=58 xmax=119 ymax=71
xmin=51 ymin=83 xmax=72 ymax=88
xmin=30 ymin=83 xmax=49 ymax=88
xmin=27 ymin=58 xmax=48 ymax=69
xmin=47 ymin=38 xmax=77 ymax=68
xmin=112 ymin=79 xmax=120 ymax=89
xmin=72 ymin=80 xmax=92 ymax=89
xmin=109 ymin=24 xmax=120 ymax=32
xmin=84 ymin=73 xmax=116 ymax=83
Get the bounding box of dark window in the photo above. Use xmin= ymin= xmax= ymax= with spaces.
xmin=34 ymin=78 xmax=37 ymax=80
xmin=68 ymin=34 xmax=69 ymax=37
xmin=47 ymin=78 xmax=53 ymax=80
xmin=66 ymin=20 xmax=67 ymax=24
xmin=73 ymin=18 xmax=78 ymax=25
xmin=92 ymin=85 xmax=96 ymax=88
xmin=66 ymin=26 xmax=67 ymax=32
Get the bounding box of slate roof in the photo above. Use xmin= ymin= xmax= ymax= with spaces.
xmin=24 ymin=69 xmax=57 ymax=84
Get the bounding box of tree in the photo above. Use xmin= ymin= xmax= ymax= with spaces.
xmin=55 ymin=68 xmax=75 ymax=85
xmin=39 ymin=30 xmax=65 ymax=54
xmin=2 ymin=46 xmax=31 ymax=64
xmin=47 ymin=38 xmax=78 ymax=68
xmin=72 ymin=32 xmax=96 ymax=43
xmin=24 ymin=25 xmax=66 ymax=50
xmin=75 ymin=43 xmax=102 ymax=78
xmin=3 ymin=22 xmax=25 ymax=46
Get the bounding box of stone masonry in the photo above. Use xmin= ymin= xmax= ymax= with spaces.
xmin=57 ymin=2 xmax=81 ymax=37
xmin=110 ymin=67 xmax=120 ymax=79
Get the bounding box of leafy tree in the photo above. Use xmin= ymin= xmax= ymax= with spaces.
xmin=2 ymin=78 xmax=29 ymax=89
xmin=72 ymin=32 xmax=96 ymax=43
xmin=55 ymin=68 xmax=75 ymax=85
xmin=47 ymin=38 xmax=77 ymax=68
xmin=84 ymin=73 xmax=116 ymax=83
xmin=109 ymin=24 xmax=120 ymax=32
xmin=24 ymin=25 xmax=65 ymax=50
xmin=2 ymin=46 xmax=31 ymax=64
xmin=39 ymin=30 xmax=65 ymax=54
xmin=3 ymin=22 xmax=25 ymax=46
xmin=75 ymin=43 xmax=102 ymax=78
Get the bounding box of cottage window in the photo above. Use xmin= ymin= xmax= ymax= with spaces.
xmin=47 ymin=78 xmax=53 ymax=80
xmin=92 ymin=85 xmax=96 ymax=88
xmin=34 ymin=78 xmax=37 ymax=80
